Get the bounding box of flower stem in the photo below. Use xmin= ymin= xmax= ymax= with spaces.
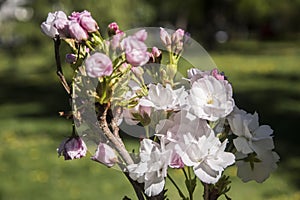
xmin=187 ymin=167 xmax=194 ymax=200
xmin=182 ymin=168 xmax=188 ymax=180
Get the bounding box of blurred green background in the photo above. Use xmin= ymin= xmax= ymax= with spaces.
xmin=0 ymin=0 xmax=299 ymax=199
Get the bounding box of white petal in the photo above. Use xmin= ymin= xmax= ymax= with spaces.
xmin=233 ymin=137 xmax=253 ymax=154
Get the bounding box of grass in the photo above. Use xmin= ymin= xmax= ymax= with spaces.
xmin=0 ymin=40 xmax=299 ymax=199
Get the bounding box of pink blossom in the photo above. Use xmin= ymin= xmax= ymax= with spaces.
xmin=91 ymin=143 xmax=118 ymax=167
xmin=69 ymin=10 xmax=98 ymax=32
xmin=126 ymin=49 xmax=149 ymax=67
xmin=121 ymin=36 xmax=149 ymax=67
xmin=57 ymin=136 xmax=87 ymax=160
xmin=85 ymin=52 xmax=113 ymax=78
xmin=68 ymin=21 xmax=88 ymax=41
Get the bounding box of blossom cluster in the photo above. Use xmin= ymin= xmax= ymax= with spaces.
xmin=42 ymin=10 xmax=279 ymax=199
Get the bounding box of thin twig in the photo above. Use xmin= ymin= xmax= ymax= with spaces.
xmin=54 ymin=36 xmax=71 ymax=94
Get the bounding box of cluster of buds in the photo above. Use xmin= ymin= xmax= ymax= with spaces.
xmin=41 ymin=10 xmax=98 ymax=41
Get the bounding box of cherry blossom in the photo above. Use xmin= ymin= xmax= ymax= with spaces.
xmin=227 ymin=107 xmax=275 ymax=155
xmin=127 ymin=139 xmax=171 ymax=196
xmin=139 ymin=83 xmax=187 ymax=111
xmin=41 ymin=11 xmax=68 ymax=38
xmin=187 ymin=75 xmax=234 ymax=121
xmin=85 ymin=52 xmax=113 ymax=78
xmin=175 ymin=132 xmax=235 ymax=184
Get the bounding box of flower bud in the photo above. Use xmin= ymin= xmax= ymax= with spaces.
xmin=160 ymin=27 xmax=171 ymax=50
xmin=65 ymin=53 xmax=77 ymax=64
xmin=110 ymin=33 xmax=124 ymax=50
xmin=171 ymin=28 xmax=185 ymax=44
xmin=85 ymin=52 xmax=113 ymax=78
xmin=152 ymin=47 xmax=161 ymax=58
xmin=68 ymin=21 xmax=89 ymax=41
xmin=211 ymin=68 xmax=226 ymax=81
xmin=169 ymin=152 xmax=184 ymax=169
xmin=133 ymin=29 xmax=147 ymax=42
xmin=69 ymin=10 xmax=98 ymax=32
xmin=57 ymin=136 xmax=87 ymax=160
xmin=91 ymin=143 xmax=118 ymax=167
xmin=107 ymin=22 xmax=121 ymax=36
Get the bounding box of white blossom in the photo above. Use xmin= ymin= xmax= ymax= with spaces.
xmin=139 ymin=83 xmax=187 ymax=111
xmin=175 ymin=132 xmax=235 ymax=184
xmin=155 ymin=110 xmax=211 ymax=143
xmin=227 ymin=107 xmax=275 ymax=155
xmin=127 ymin=139 xmax=171 ymax=197
xmin=41 ymin=11 xmax=68 ymax=38
xmin=187 ymin=75 xmax=234 ymax=121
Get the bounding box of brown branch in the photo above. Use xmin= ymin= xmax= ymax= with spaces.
xmin=99 ymin=103 xmax=134 ymax=166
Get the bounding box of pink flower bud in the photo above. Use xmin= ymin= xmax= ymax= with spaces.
xmin=110 ymin=33 xmax=124 ymax=50
xmin=172 ymin=28 xmax=185 ymax=44
xmin=108 ymin=22 xmax=122 ymax=36
xmin=108 ymin=22 xmax=119 ymax=31
xmin=211 ymin=68 xmax=225 ymax=81
xmin=69 ymin=10 xmax=98 ymax=32
xmin=169 ymin=152 xmax=184 ymax=169
xmin=85 ymin=52 xmax=113 ymax=78
xmin=91 ymin=143 xmax=118 ymax=167
xmin=68 ymin=21 xmax=88 ymax=41
xmin=151 ymin=47 xmax=161 ymax=58
xmin=133 ymin=29 xmax=147 ymax=42
xmin=160 ymin=27 xmax=171 ymax=49
xmin=139 ymin=105 xmax=152 ymax=117
xmin=57 ymin=136 xmax=87 ymax=160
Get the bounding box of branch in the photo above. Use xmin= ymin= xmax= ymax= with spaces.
xmin=54 ymin=36 xmax=71 ymax=94
xmin=99 ymin=103 xmax=134 ymax=166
